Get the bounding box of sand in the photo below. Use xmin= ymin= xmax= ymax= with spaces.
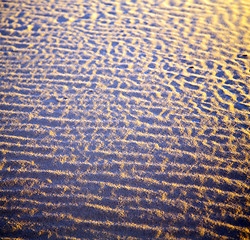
xmin=0 ymin=0 xmax=249 ymax=239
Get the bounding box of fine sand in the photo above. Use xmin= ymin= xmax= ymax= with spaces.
xmin=0 ymin=0 xmax=249 ymax=239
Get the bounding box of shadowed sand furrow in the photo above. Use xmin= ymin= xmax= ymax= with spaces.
xmin=0 ymin=187 xmax=248 ymax=233
xmin=0 ymin=167 xmax=249 ymax=208
xmin=1 ymin=0 xmax=250 ymax=239
xmin=0 ymin=194 xmax=248 ymax=233
xmin=0 ymin=194 xmax=248 ymax=239
xmin=0 ymin=204 xmax=248 ymax=239
xmin=1 ymin=108 xmax=249 ymax=137
xmin=0 ymin=189 xmax=248 ymax=219
xmin=1 ymin=139 xmax=248 ymax=169
xmin=1 ymin=132 xmax=249 ymax=158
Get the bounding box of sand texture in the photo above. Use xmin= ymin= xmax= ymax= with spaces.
xmin=0 ymin=0 xmax=250 ymax=239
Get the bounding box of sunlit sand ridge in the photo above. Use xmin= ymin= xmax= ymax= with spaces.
xmin=0 ymin=0 xmax=249 ymax=239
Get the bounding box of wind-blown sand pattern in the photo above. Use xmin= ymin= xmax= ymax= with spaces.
xmin=0 ymin=0 xmax=249 ymax=239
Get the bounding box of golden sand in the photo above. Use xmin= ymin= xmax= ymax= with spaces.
xmin=0 ymin=0 xmax=249 ymax=239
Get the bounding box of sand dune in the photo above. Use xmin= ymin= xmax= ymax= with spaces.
xmin=0 ymin=0 xmax=249 ymax=239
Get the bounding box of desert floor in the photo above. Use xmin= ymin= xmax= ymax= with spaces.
xmin=0 ymin=0 xmax=249 ymax=239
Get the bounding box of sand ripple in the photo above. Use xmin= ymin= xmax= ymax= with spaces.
xmin=0 ymin=0 xmax=249 ymax=239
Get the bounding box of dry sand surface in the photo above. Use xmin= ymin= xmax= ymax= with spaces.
xmin=0 ymin=0 xmax=250 ymax=239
